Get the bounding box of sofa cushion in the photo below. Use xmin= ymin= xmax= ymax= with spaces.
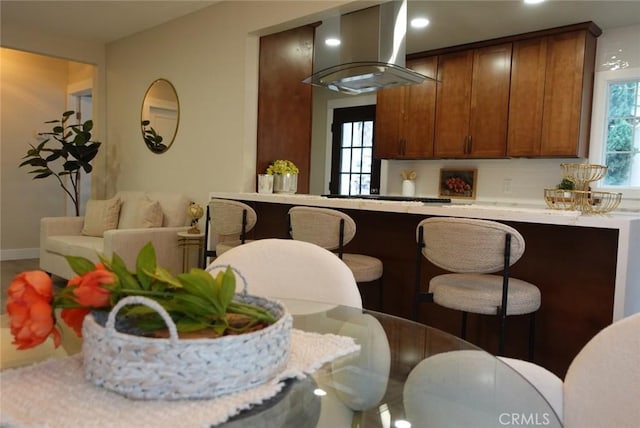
xmin=137 ymin=197 xmax=164 ymax=228
xmin=82 ymin=197 xmax=122 ymax=237
xmin=116 ymin=191 xmax=146 ymax=229
xmin=46 ymin=235 xmax=104 ymax=262
xmin=117 ymin=194 xmax=164 ymax=229
xmin=147 ymin=192 xmax=190 ymax=227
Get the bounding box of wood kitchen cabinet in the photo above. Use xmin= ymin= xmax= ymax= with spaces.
xmin=508 ymin=27 xmax=599 ymax=157
xmin=434 ymin=43 xmax=512 ymax=158
xmin=375 ymin=56 xmax=438 ymax=159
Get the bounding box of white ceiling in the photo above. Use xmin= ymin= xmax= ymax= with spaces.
xmin=1 ymin=1 xmax=639 ymax=51
xmin=0 ymin=1 xmax=219 ymax=44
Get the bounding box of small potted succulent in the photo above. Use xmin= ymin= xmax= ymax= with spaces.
xmin=266 ymin=160 xmax=299 ymax=194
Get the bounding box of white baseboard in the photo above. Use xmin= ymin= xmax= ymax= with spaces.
xmin=1 ymin=248 xmax=39 ymax=261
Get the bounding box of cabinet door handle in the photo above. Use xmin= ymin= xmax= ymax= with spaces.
xmin=462 ymin=135 xmax=471 ymax=155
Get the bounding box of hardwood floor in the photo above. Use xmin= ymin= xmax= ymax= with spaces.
xmin=1 ymin=259 xmax=66 ymax=313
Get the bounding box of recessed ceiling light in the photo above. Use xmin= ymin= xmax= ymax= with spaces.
xmin=410 ymin=17 xmax=430 ymax=29
xmin=325 ymin=38 xmax=341 ymax=47
xmin=524 ymin=0 xmax=545 ymax=4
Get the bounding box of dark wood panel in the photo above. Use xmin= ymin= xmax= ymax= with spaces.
xmin=508 ymin=38 xmax=547 ymax=156
xmin=257 ymin=26 xmax=314 ymax=193
xmin=404 ymin=56 xmax=437 ymax=158
xmin=241 ymin=200 xmax=618 ymax=378
xmin=468 ymin=43 xmax=511 ymax=157
xmin=541 ymin=30 xmax=589 ymax=157
xmin=434 ymin=50 xmax=473 ymax=157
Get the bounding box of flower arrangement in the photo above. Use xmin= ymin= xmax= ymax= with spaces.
xmin=6 ymin=243 xmax=276 ymax=350
xmin=266 ymin=159 xmax=299 ymax=175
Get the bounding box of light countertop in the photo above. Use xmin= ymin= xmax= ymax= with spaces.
xmin=209 ymin=191 xmax=640 ymax=321
xmin=209 ymin=192 xmax=640 ymax=229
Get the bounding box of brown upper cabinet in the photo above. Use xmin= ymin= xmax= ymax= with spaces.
xmin=508 ymin=28 xmax=599 ymax=157
xmin=375 ymin=56 xmax=438 ymax=159
xmin=374 ymin=22 xmax=602 ymax=160
xmin=434 ymin=43 xmax=513 ymax=158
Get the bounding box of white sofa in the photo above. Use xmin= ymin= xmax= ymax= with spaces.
xmin=40 ymin=191 xmax=191 ymax=279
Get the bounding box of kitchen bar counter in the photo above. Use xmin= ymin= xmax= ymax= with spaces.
xmin=210 ymin=192 xmax=640 ymax=377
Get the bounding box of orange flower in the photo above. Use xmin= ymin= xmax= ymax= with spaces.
xmin=6 ymin=271 xmax=61 ymax=350
xmin=67 ymin=263 xmax=114 ymax=308
xmin=60 ymin=307 xmax=90 ymax=337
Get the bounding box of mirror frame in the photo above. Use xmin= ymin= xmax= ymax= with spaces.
xmin=140 ymin=78 xmax=180 ymax=154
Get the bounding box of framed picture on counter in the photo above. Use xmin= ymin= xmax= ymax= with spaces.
xmin=439 ymin=168 xmax=477 ymax=199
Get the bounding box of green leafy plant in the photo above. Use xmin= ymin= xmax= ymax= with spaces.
xmin=62 ymin=243 xmax=277 ymax=337
xmin=19 ymin=110 xmax=101 ymax=216
xmin=141 ymin=120 xmax=167 ymax=153
xmin=266 ymin=159 xmax=299 ymax=175
xmin=557 ymin=177 xmax=576 ymax=190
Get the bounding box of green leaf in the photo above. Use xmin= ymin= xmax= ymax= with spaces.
xmin=83 ymin=120 xmax=94 ymax=132
xmin=136 ymin=242 xmax=156 ymax=290
xmin=63 ymin=160 xmax=80 ymax=171
xmin=19 ymin=158 xmax=41 ymax=167
xmin=176 ymin=318 xmax=210 ymax=333
xmin=45 ymin=152 xmax=61 ymax=162
xmin=176 ymin=270 xmax=222 ymax=311
xmin=53 ymin=126 xmax=64 ymax=133
xmin=219 ymin=267 xmax=236 ymax=310
xmin=109 ymin=252 xmax=140 ymax=291
xmin=151 ymin=266 xmax=183 ymax=289
xmin=171 ymin=293 xmax=218 ymax=317
xmin=65 ymin=255 xmax=96 ymax=275
xmin=33 ymin=171 xmax=53 ymax=179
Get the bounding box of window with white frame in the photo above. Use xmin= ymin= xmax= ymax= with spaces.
xmin=590 ymin=67 xmax=640 ymax=197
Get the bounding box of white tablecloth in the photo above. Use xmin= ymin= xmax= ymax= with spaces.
xmin=1 ymin=329 xmax=359 ymax=428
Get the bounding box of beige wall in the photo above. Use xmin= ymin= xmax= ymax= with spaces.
xmin=1 ymin=21 xmax=106 ymax=258
xmin=0 ymin=1 xmax=347 ymax=258
xmin=0 ymin=49 xmax=70 ymax=256
xmin=104 ymin=1 xmax=349 ymax=206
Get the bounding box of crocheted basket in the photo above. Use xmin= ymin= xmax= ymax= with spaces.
xmin=81 ymin=272 xmax=292 ymax=401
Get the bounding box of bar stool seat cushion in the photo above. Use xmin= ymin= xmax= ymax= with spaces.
xmin=430 ymin=273 xmax=541 ymax=316
xmin=341 ymin=253 xmax=384 ymax=283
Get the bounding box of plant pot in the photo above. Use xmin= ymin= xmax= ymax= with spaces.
xmin=82 ymin=295 xmax=292 ymax=400
xmin=273 ymin=173 xmax=298 ymax=194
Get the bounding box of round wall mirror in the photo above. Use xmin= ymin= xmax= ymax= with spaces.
xmin=141 ymin=79 xmax=180 ymax=154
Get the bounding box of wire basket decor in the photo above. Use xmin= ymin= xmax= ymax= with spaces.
xmin=544 ymin=189 xmax=622 ymax=214
xmin=82 ymin=276 xmax=292 ymax=400
xmin=546 ymin=163 xmax=622 ymax=214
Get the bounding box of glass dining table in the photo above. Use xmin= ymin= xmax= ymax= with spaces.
xmin=1 ymin=299 xmax=562 ymax=428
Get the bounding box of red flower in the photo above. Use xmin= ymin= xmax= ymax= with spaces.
xmin=60 ymin=307 xmax=90 ymax=337
xmin=6 ymin=271 xmax=61 ymax=350
xmin=67 ymin=263 xmax=114 ymax=308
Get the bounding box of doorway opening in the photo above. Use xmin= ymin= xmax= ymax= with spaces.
xmin=329 ymin=105 xmax=381 ymax=195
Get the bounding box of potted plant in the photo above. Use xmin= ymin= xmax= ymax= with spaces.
xmin=6 ymin=242 xmax=291 ymax=400
xmin=141 ymin=120 xmax=167 ymax=153
xmin=19 ymin=110 xmax=100 ymax=216
xmin=266 ymin=159 xmax=299 ymax=194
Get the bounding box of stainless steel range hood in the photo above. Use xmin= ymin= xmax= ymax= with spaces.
xmin=303 ymin=0 xmax=428 ymax=95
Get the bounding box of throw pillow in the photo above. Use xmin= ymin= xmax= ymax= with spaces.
xmin=136 ymin=198 xmax=163 ymax=228
xmin=82 ymin=197 xmax=122 ymax=237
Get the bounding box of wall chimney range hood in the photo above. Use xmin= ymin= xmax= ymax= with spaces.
xmin=303 ymin=0 xmax=429 ymax=95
